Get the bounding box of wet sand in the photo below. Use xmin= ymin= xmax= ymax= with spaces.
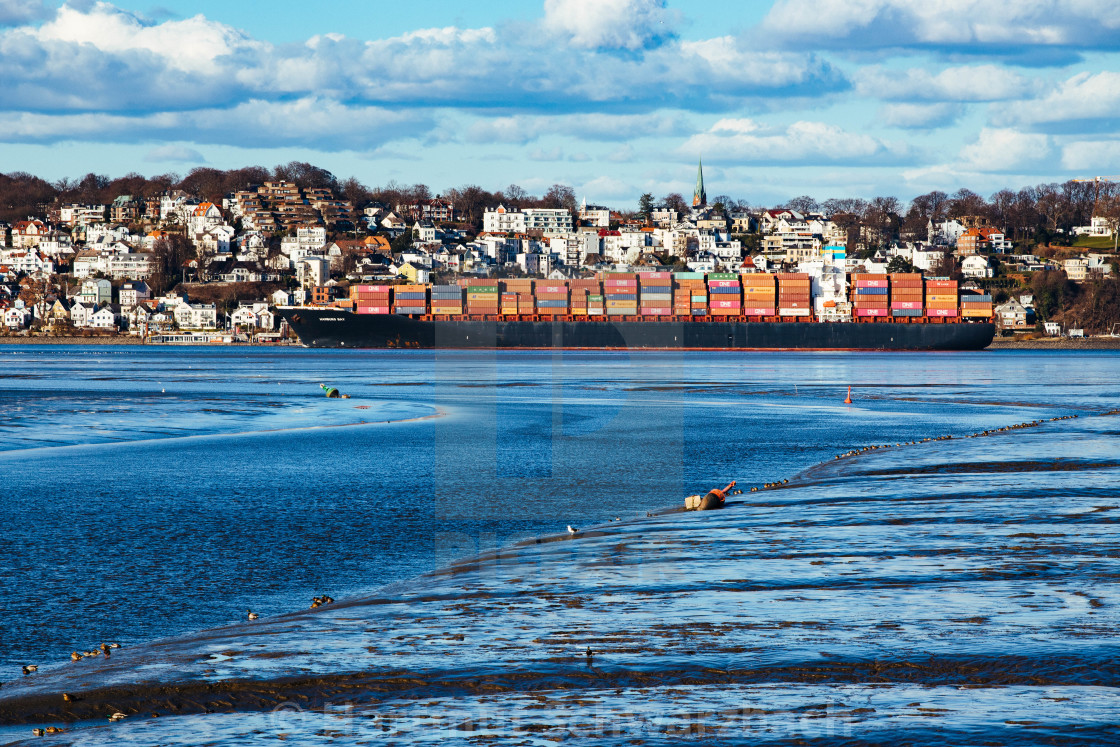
xmin=2 ymin=411 xmax=1118 ymax=744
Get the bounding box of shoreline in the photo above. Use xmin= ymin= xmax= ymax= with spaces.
xmin=4 ymin=334 xmax=1120 ymax=350
xmin=0 ymin=336 xmax=295 ymax=346
xmin=988 ymin=336 xmax=1120 ymax=350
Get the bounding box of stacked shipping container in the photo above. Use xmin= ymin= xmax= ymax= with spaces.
xmin=465 ymin=282 xmax=499 ymax=315
xmin=604 ymin=273 xmax=638 ymax=316
xmin=570 ymin=278 xmax=600 ymax=316
xmin=960 ymin=292 xmax=993 ymax=318
xmin=926 ymin=279 xmax=959 ymax=318
xmin=777 ymin=273 xmax=811 ymax=317
xmin=889 ymin=273 xmax=923 ymax=318
xmin=639 ymin=272 xmax=672 ymax=317
xmin=742 ymin=274 xmax=776 ymax=316
xmin=430 ymin=284 xmax=463 ymax=315
xmin=345 ymin=274 xmax=989 ymax=321
xmin=707 ymin=273 xmax=741 ymax=316
xmin=674 ymin=272 xmax=707 ymax=316
xmin=351 ymin=284 xmax=391 ymax=315
xmin=852 ymin=273 xmax=889 ymax=318
xmin=536 ymin=282 xmax=569 ymax=315
xmin=393 ymin=285 xmax=427 ymax=315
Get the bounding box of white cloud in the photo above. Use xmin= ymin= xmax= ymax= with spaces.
xmin=760 ymin=0 xmax=1120 ymax=61
xmin=958 ymin=128 xmax=1050 ymax=172
xmin=1060 ymin=140 xmax=1120 ymax=171
xmin=34 ymin=2 xmax=259 ymax=74
xmin=578 ymin=175 xmax=635 ymax=201
xmin=144 ymin=145 xmax=205 ymax=163
xmin=858 ymin=65 xmax=1033 ymax=102
xmin=0 ymin=98 xmax=431 ymax=151
xmin=879 ymin=102 xmax=963 ymax=129
xmin=542 ymin=0 xmax=675 ymax=50
xmin=0 ymin=0 xmax=45 ymax=26
xmin=529 ymin=147 xmax=565 ymax=161
xmin=682 ymin=118 xmax=910 ymax=165
xmin=463 ymin=113 xmax=691 ymax=145
xmin=1000 ymin=72 xmax=1120 ymax=132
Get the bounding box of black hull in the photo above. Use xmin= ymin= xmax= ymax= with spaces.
xmin=279 ymin=310 xmax=995 ymax=351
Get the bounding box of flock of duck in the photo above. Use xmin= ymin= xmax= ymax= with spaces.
xmin=15 ymin=595 xmax=339 ymax=737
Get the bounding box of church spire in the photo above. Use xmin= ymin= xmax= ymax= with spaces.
xmin=693 ymin=157 xmax=706 ymax=207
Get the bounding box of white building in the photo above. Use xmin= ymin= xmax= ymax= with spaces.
xmin=482 ymin=205 xmax=526 ymax=234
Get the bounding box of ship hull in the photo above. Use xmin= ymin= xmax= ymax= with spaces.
xmin=278 ymin=309 xmax=995 ymax=351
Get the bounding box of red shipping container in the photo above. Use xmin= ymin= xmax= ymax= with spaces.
xmin=708 ymin=280 xmax=741 ymax=288
xmin=892 ymin=301 xmax=923 ymax=310
xmin=743 ymin=307 xmax=776 ymax=315
xmin=710 ymin=299 xmax=742 ymax=309
xmin=355 ymin=305 xmax=391 ymax=314
xmin=856 ymin=308 xmax=888 ymax=316
xmin=926 ymin=308 xmax=958 ymax=317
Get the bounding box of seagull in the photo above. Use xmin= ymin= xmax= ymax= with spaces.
xmin=247 ymin=609 xmax=259 ymax=621
xmin=107 ymin=643 xmax=120 ymax=649
xmin=109 ymin=712 xmax=126 ymax=722
xmin=567 ymin=525 xmax=577 ymax=535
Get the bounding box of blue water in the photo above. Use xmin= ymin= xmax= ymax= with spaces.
xmin=0 ymin=345 xmax=1114 ymax=686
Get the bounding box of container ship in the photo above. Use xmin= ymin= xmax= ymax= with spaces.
xmin=278 ymin=272 xmax=996 ymax=350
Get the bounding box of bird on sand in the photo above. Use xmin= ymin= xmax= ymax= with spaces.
xmin=247 ymin=609 xmax=259 ymax=621
xmin=567 ymin=525 xmax=577 ymax=535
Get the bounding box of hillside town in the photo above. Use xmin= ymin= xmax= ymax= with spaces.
xmin=1 ymin=163 xmax=1118 ymax=339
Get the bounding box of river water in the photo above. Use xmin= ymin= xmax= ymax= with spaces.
xmin=0 ymin=346 xmax=1117 ymax=744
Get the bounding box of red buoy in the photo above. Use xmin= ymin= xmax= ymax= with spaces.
xmin=844 ymin=386 xmax=852 ymax=405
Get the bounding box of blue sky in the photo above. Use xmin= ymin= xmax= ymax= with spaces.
xmin=1 ymin=0 xmax=1118 ymax=208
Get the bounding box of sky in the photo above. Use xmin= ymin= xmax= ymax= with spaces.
xmin=1 ymin=0 xmax=1119 ymax=209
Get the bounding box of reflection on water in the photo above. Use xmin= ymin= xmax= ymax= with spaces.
xmin=0 ymin=346 xmax=1118 ymax=745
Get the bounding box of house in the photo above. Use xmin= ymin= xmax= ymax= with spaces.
xmin=579 ymin=201 xmax=611 ymax=228
xmin=961 ymin=255 xmax=993 ymax=278
xmin=230 ymin=303 xmax=275 ymax=331
xmin=297 ymin=257 xmax=330 ymax=288
xmin=89 ymin=304 xmax=122 ymax=330
xmin=956 ymin=228 xmax=987 ymax=256
xmin=110 ymin=195 xmax=141 ymax=223
xmin=70 ymin=301 xmax=95 ymax=328
xmin=412 ymin=221 xmax=438 ymax=242
xmin=995 ymin=300 xmax=1031 ymax=329
xmin=650 ymin=205 xmax=678 ymax=227
xmin=77 ymin=278 xmax=113 ymax=306
xmin=1074 ymin=216 xmax=1114 ymax=237
xmin=399 ymin=262 xmax=430 ymax=284
xmin=119 ymin=281 xmax=151 ymax=310
xmin=4 ymin=306 xmax=30 ymax=329
xmin=482 ymin=205 xmax=526 ymax=234
xmin=1043 ymin=321 xmax=1061 ymax=336
xmin=271 ymin=289 xmax=293 ymax=307
xmin=43 ymin=298 xmax=71 ymax=327
xmin=173 ymin=302 xmax=219 ymax=329
xmin=928 ymin=219 xmax=966 ymax=247
xmin=12 ymin=220 xmax=48 ymax=248
xmin=1063 ymin=257 xmax=1089 ymax=282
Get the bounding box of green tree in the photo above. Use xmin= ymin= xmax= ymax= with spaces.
xmin=637 ymin=193 xmax=654 ymax=222
xmin=886 ymin=255 xmax=914 ymax=273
